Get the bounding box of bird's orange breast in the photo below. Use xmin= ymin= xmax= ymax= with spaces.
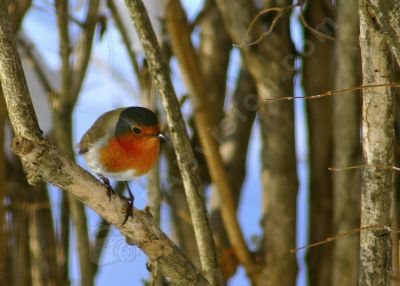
xmin=99 ymin=132 xmax=160 ymax=176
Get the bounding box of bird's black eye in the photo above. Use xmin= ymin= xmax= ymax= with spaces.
xmin=132 ymin=127 xmax=142 ymax=134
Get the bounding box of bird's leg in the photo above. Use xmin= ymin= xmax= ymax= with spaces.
xmin=97 ymin=174 xmax=116 ymax=200
xmin=122 ymin=181 xmax=134 ymax=225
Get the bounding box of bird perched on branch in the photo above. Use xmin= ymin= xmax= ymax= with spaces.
xmin=78 ymin=106 xmax=167 ymax=224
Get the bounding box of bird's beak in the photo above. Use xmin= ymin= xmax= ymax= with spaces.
xmin=153 ymin=132 xmax=169 ymax=142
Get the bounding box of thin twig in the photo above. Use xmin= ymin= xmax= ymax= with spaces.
xmin=329 ymin=164 xmax=400 ymax=172
xmin=31 ymin=3 xmax=84 ymax=27
xmin=298 ymin=6 xmax=338 ymax=44
xmin=234 ymin=0 xmax=357 ymax=48
xmin=291 ymin=225 xmax=400 ymax=253
xmin=265 ymin=83 xmax=400 ymax=101
xmin=233 ymin=2 xmax=302 ymax=47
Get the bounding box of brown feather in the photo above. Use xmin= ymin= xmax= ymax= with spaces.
xmin=78 ymin=108 xmax=123 ymax=154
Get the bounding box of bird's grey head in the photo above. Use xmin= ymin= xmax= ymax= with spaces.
xmin=115 ymin=107 xmax=159 ymax=137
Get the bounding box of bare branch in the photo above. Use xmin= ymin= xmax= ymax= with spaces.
xmin=329 ymin=164 xmax=400 ymax=172
xmin=233 ymin=2 xmax=301 ymax=47
xmin=292 ymin=226 xmax=399 ymax=253
xmin=0 ymin=3 xmax=209 ymax=284
xmin=264 ymin=83 xmax=400 ymax=101
xmin=0 ymin=3 xmax=41 ymax=140
xmin=11 ymin=136 xmax=209 ymax=286
xmin=55 ymin=0 xmax=71 ymax=102
xmin=165 ymin=0 xmax=255 ymax=283
xmin=215 ymin=0 xmax=298 ymax=285
xmin=124 ymin=1 xmax=221 ymax=285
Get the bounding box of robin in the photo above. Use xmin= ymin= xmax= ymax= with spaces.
xmin=78 ymin=106 xmax=167 ymax=224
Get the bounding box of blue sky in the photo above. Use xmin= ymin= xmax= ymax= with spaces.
xmin=21 ymin=1 xmax=310 ymax=285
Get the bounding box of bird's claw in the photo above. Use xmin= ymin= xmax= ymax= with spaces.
xmin=122 ymin=183 xmax=135 ymax=225
xmin=98 ymin=175 xmax=116 ymax=201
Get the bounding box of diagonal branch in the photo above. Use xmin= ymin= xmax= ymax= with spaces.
xmin=124 ymin=0 xmax=222 ymax=285
xmin=11 ymin=136 xmax=209 ymax=286
xmin=0 ymin=2 xmax=208 ymax=284
xmin=164 ymin=0 xmax=257 ymax=281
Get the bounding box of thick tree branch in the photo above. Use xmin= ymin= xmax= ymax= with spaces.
xmin=0 ymin=4 xmax=41 ymax=140
xmin=0 ymin=2 xmax=209 ymax=285
xmin=124 ymin=1 xmax=221 ymax=285
xmin=11 ymin=137 xmax=208 ymax=286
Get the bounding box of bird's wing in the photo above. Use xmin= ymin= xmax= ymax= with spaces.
xmin=78 ymin=109 xmax=122 ymax=154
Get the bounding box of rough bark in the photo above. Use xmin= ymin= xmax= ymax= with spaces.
xmin=332 ymin=1 xmax=360 ymax=285
xmin=362 ymin=1 xmax=400 ymax=67
xmin=359 ymin=1 xmax=394 ymax=285
xmin=302 ymin=1 xmax=335 ymax=285
xmin=11 ymin=137 xmax=209 ymax=286
xmin=0 ymin=1 xmax=41 ymax=140
xmin=215 ymin=1 xmax=298 ymax=285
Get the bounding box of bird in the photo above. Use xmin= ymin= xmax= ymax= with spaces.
xmin=78 ymin=106 xmax=167 ymax=224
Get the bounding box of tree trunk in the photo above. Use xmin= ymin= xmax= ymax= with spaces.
xmin=215 ymin=0 xmax=298 ymax=284
xmin=302 ymin=2 xmax=335 ymax=285
xmin=359 ymin=0 xmax=394 ymax=285
xmin=332 ymin=1 xmax=360 ymax=285
xmin=392 ymin=63 xmax=400 ymax=286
